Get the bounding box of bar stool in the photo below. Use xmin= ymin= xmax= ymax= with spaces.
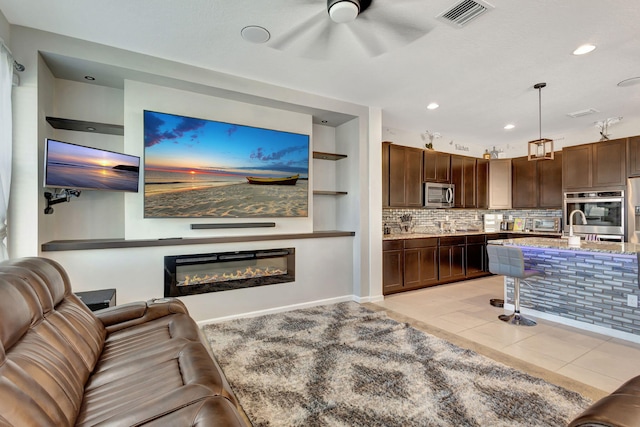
xmin=486 ymin=244 xmax=542 ymax=326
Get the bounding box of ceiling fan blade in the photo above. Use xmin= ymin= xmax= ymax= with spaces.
xmin=355 ymin=6 xmax=433 ymax=52
xmin=269 ymin=10 xmax=327 ymax=51
xmin=343 ymin=23 xmax=387 ymax=57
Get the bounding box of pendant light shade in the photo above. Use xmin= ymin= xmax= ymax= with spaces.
xmin=528 ymin=82 xmax=554 ymax=161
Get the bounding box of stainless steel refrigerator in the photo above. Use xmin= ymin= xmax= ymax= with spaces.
xmin=627 ymin=178 xmax=640 ymax=243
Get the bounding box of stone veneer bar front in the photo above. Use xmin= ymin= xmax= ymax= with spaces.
xmin=488 ymin=237 xmax=640 ymax=341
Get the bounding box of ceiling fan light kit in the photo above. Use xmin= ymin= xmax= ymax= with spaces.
xmin=327 ymin=0 xmax=361 ymax=23
xmin=528 ymin=82 xmax=554 ymax=161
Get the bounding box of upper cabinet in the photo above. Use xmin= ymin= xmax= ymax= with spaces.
xmin=450 ymin=154 xmax=477 ymax=208
xmin=563 ymin=138 xmax=626 ymax=191
xmin=423 ymin=150 xmax=451 ymax=183
xmin=488 ymin=159 xmax=512 ymax=209
xmin=511 ymin=156 xmax=538 ymax=208
xmin=511 ymin=153 xmax=563 ymax=209
xmin=383 ymin=143 xmax=423 ymax=207
xmin=538 ymin=151 xmax=563 ymax=208
xmin=627 ymin=136 xmax=640 ymax=178
xmin=476 ymin=158 xmax=489 ymax=209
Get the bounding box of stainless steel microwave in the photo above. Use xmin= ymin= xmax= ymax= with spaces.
xmin=424 ymin=183 xmax=454 ymax=208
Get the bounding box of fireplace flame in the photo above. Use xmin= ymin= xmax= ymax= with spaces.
xmin=178 ymin=266 xmax=287 ymax=287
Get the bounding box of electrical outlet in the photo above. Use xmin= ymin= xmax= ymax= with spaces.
xmin=628 ymin=295 xmax=638 ymax=308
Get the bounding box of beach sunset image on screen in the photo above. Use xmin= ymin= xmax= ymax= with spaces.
xmin=143 ymin=110 xmax=310 ymax=218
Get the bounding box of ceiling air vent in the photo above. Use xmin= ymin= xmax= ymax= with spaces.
xmin=567 ymin=108 xmax=599 ymax=118
xmin=436 ymin=0 xmax=494 ymax=28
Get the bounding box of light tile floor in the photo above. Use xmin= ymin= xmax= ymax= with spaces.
xmin=375 ymin=275 xmax=640 ymax=393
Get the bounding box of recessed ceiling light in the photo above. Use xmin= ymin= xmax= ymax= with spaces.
xmin=504 ymin=124 xmax=515 ymax=130
xmin=617 ymin=77 xmax=640 ymax=87
xmin=426 ymin=103 xmax=439 ymax=110
xmin=573 ymin=44 xmax=596 ymax=55
xmin=241 ymin=26 xmax=271 ymax=44
xmin=86 ymin=126 xmax=96 ymax=132
xmin=84 ymin=75 xmax=96 ymax=81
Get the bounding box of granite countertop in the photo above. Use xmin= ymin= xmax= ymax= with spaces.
xmin=383 ymin=231 xmax=562 ymax=241
xmin=489 ymin=237 xmax=640 ymax=255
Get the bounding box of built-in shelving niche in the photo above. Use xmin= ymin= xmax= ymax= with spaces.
xmin=312 ymin=151 xmax=348 ymax=196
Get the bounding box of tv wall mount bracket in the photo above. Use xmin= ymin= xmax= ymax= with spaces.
xmin=44 ymin=189 xmax=81 ymax=214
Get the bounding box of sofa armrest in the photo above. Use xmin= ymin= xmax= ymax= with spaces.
xmin=569 ymin=376 xmax=640 ymax=427
xmin=96 ymin=298 xmax=189 ymax=333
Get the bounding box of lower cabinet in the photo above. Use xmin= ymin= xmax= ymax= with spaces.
xmin=382 ymin=240 xmax=403 ymax=294
xmin=404 ymin=238 xmax=439 ymax=289
xmin=438 ymin=236 xmax=466 ymax=283
xmin=383 ymin=235 xmax=496 ymax=295
xmin=465 ymin=235 xmax=487 ymax=278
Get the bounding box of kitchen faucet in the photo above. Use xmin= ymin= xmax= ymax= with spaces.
xmin=568 ymin=209 xmax=587 ymax=237
xmin=568 ymin=209 xmax=587 ymax=246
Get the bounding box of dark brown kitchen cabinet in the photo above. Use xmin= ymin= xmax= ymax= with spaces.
xmin=403 ymin=238 xmax=438 ymax=290
xmin=382 ymin=240 xmax=403 ymax=294
xmin=465 ymin=235 xmax=487 ymax=278
xmin=476 ymin=159 xmax=489 ymax=209
xmin=593 ymin=138 xmax=626 ymax=187
xmin=628 ymin=136 xmax=640 ymax=177
xmin=438 ymin=236 xmax=465 ymax=283
xmin=512 ymin=156 xmax=538 ymax=208
xmin=538 ymin=151 xmax=563 ymax=208
xmin=423 ymin=150 xmax=451 ymax=183
xmin=563 ymin=138 xmax=626 ymax=190
xmin=387 ymin=144 xmax=423 ymax=207
xmin=512 ymin=153 xmax=563 ymax=209
xmin=451 ymin=155 xmax=477 ymax=208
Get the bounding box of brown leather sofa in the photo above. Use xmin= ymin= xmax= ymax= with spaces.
xmin=569 ymin=376 xmax=640 ymax=427
xmin=0 ymin=257 xmax=248 ymax=426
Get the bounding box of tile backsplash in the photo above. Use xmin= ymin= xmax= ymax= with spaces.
xmin=382 ymin=208 xmax=562 ymax=234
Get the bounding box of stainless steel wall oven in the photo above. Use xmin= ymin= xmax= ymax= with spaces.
xmin=563 ymin=190 xmax=625 ymax=240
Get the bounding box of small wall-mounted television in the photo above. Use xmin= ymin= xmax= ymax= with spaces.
xmin=143 ymin=110 xmax=310 ymax=218
xmin=44 ymin=138 xmax=140 ymax=192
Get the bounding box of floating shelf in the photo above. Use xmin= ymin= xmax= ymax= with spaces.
xmin=313 ymin=151 xmax=347 ymax=161
xmin=46 ymin=117 xmax=125 ymax=136
xmin=313 ymin=191 xmax=348 ymax=196
xmin=41 ymin=231 xmax=356 ymax=252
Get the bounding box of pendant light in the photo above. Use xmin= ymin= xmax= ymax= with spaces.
xmin=527 ymin=82 xmax=554 ymax=161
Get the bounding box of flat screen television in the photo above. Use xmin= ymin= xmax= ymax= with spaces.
xmin=143 ymin=110 xmax=310 ymax=218
xmin=44 ymin=138 xmax=140 ymax=192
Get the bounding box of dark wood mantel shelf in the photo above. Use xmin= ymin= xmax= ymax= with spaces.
xmin=41 ymin=230 xmax=355 ymax=252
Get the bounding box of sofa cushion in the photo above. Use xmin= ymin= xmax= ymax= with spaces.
xmin=77 ymin=342 xmax=238 ymax=426
xmin=141 ymin=396 xmax=247 ymax=427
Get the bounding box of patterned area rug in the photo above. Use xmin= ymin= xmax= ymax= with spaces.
xmin=202 ymin=302 xmax=591 ymax=426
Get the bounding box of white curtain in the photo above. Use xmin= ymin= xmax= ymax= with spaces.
xmin=0 ymin=46 xmax=13 ymax=261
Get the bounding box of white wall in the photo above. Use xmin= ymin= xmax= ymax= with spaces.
xmin=384 ymin=119 xmax=640 ymax=160
xmin=6 ymin=26 xmax=374 ymax=320
xmin=46 ymin=236 xmax=354 ymax=322
xmin=123 ymin=80 xmax=314 ymax=239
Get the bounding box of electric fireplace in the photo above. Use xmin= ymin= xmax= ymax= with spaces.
xmin=164 ymin=248 xmax=295 ymax=297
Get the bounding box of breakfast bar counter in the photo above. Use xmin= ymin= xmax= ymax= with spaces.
xmin=487 ymin=237 xmax=640 ymax=341
xmin=489 ymin=236 xmax=640 ymax=255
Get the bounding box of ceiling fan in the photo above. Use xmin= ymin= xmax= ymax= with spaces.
xmin=270 ymin=0 xmax=433 ymax=59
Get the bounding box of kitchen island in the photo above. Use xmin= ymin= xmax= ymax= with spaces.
xmin=488 ymin=237 xmax=640 ymax=341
